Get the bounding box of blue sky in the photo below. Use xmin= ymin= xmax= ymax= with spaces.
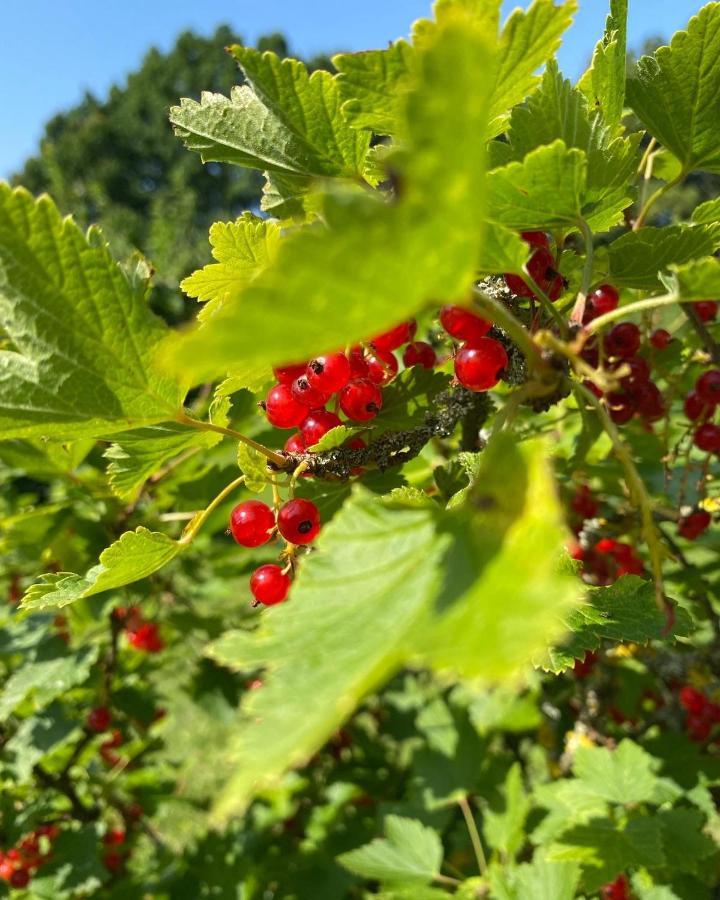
xmin=0 ymin=0 xmax=707 ymax=178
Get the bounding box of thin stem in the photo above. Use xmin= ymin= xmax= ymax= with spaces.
xmin=570 ymin=217 xmax=595 ymax=325
xmin=458 ymin=795 xmax=488 ymax=877
xmin=586 ymin=293 xmax=679 ymax=333
xmin=434 ymin=873 xmax=462 ymax=887
xmin=683 ymin=304 xmax=720 ymax=365
xmin=176 ymin=411 xmax=286 ymax=467
xmin=633 ymin=173 xmax=684 ymax=230
xmin=519 ymin=273 xmax=567 ymax=333
xmin=180 ymin=475 xmax=246 ymax=545
xmin=572 ymin=381 xmax=666 ymax=610
xmin=289 ymin=461 xmax=311 ymax=496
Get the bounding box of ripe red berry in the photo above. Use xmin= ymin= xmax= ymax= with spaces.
xmin=306 ymin=352 xmax=351 ymax=393
xmin=340 ymin=378 xmax=383 ymax=421
xmin=608 ymin=393 xmax=634 ymax=424
xmin=273 ymin=362 xmax=307 ymax=385
xmin=127 ymin=622 xmax=164 ymax=653
xmin=403 ymin=341 xmax=437 ymax=369
xmin=371 ymin=320 xmax=416 ymax=352
xmin=365 ymin=348 xmax=399 ymax=385
xmin=506 ymin=247 xmax=560 ymax=299
xmin=284 ymin=432 xmax=306 ymax=454
xmin=606 ymin=322 xmax=641 ymax=358
xmin=601 ymin=873 xmax=630 ymax=900
xmin=229 ymin=500 xmax=275 ymax=548
xmin=616 ymin=356 xmax=650 ymax=388
xmin=696 ymin=370 xmax=720 ymax=405
xmin=291 ymin=375 xmax=330 ymax=409
xmin=277 ymin=498 xmax=321 ymax=545
xmin=300 ymin=409 xmax=342 ymax=446
xmin=678 ymin=510 xmax=712 ymax=540
xmin=520 ymin=230 xmax=550 ymax=249
xmin=650 ymin=328 xmax=672 ymax=350
xmin=439 ymin=305 xmax=491 ymax=344
xmin=347 ymin=346 xmax=370 ymax=378
xmin=103 ymin=851 xmax=124 ymax=873
xmin=250 ymin=564 xmax=291 ymax=606
xmin=629 ymin=381 xmax=665 ymax=421
xmin=265 ymin=384 xmax=307 ymax=429
xmin=10 ymin=869 xmax=30 ymax=889
xmin=679 ymin=685 xmax=706 ymax=714
xmin=684 ymin=390 xmax=710 ymax=421
xmin=454 ymin=338 xmax=508 ymax=391
xmin=695 ymin=300 xmax=718 ymax=322
xmin=87 ymin=706 xmax=112 ymax=733
xmin=694 ymin=423 xmax=720 ymax=452
xmin=104 ymin=829 xmax=126 ymax=847
xmin=571 ymin=485 xmax=598 ymax=521
xmin=587 ymin=284 xmax=619 ymax=318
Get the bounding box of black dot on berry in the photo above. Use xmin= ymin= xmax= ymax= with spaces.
xmin=310 ymin=361 xmax=324 ymax=375
xmin=546 ymin=267 xmax=557 ymax=279
xmin=298 ymin=520 xmax=313 ymax=534
xmin=367 ymin=402 xmax=379 ymax=413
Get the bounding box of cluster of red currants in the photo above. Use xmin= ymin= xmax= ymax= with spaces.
xmin=504 ymin=230 xmax=565 ymax=301
xmin=229 ymin=497 xmax=321 ymax=607
xmin=679 ymin=684 xmax=720 ymax=743
xmin=112 ymin=606 xmax=164 ymax=653
xmin=265 ymin=320 xmax=425 ymax=451
xmin=0 ymin=825 xmax=59 ymax=889
xmin=582 ymin=284 xmax=665 ymax=425
xmin=102 ymin=828 xmax=128 ymax=874
xmin=684 ymin=364 xmax=720 ymax=458
xmin=439 ymin=304 xmax=509 ymax=391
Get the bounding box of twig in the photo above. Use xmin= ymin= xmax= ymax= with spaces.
xmin=458 ymin=795 xmax=488 ymax=876
xmin=175 ymin=411 xmax=286 ymax=467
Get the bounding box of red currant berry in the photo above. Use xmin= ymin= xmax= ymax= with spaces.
xmin=10 ymin=869 xmax=30 ymax=889
xmin=520 ymin=230 xmax=550 ymax=249
xmin=684 ymin=390 xmax=710 ymax=421
xmin=371 ymin=320 xmax=416 ymax=352
xmin=505 ymin=247 xmax=559 ymax=298
xmin=87 ymin=706 xmax=112 ymax=733
xmin=284 ymin=432 xmax=306 ymax=454
xmin=103 ymin=852 xmax=124 ymax=873
xmin=587 ymin=284 xmax=619 ymax=319
xmin=365 ymin=348 xmax=399 ymax=385
xmin=454 ymin=338 xmax=508 ymax=391
xmin=679 ymin=685 xmax=706 ymax=714
xmin=616 ymin=356 xmax=650 ymax=388
xmin=273 ymin=362 xmax=307 ymax=385
xmin=104 ymin=829 xmax=126 ymax=847
xmin=340 ymin=378 xmax=383 ymax=421
xmin=694 ymin=423 xmax=720 ymax=452
xmin=571 ymin=485 xmax=598 ymax=520
xmin=265 ymin=384 xmax=307 ymax=429
xmin=605 ymin=322 xmax=641 ymax=358
xmin=306 ymin=352 xmax=351 ymax=393
xmin=678 ymin=510 xmax=711 ymax=540
xmin=600 ymin=874 xmax=630 ymax=900
xmin=127 ymin=622 xmax=164 ymax=653
xmin=291 ymin=375 xmax=330 ymax=409
xmin=230 ymin=500 xmax=275 ymax=548
xmin=250 ymin=565 xmax=291 ymax=606
xmin=403 ymin=341 xmax=437 ymax=369
xmin=628 ymin=381 xmax=665 ymax=421
xmin=546 ymin=272 xmax=565 ymax=301
xmin=607 ymin=394 xmax=634 ymax=424
xmin=439 ymin=305 xmax=491 ymax=343
xmin=300 ymin=409 xmax=342 ymax=446
xmin=277 ymin=498 xmax=321 ymax=545
xmin=695 ymin=300 xmax=718 ymax=322
xmin=650 ymin=328 xmax=672 ymax=350
xmin=347 ymin=346 xmax=370 ymax=378
xmin=696 ymin=370 xmax=720 ymax=405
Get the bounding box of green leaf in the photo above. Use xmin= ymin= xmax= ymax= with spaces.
xmin=607 ymin=224 xmax=720 ymax=290
xmin=415 ymin=437 xmax=581 ymax=681
xmin=476 ymin=224 xmax=530 ymax=276
xmin=538 ymin=576 xmax=692 ymax=673
xmin=104 ymin=424 xmax=217 ymax=502
xmin=505 ymin=62 xmax=640 ymax=231
xmin=373 ymin=368 xmax=451 ymax=434
xmin=490 ymin=857 xmax=582 ymax=900
xmin=163 ymin=20 xmax=497 ymax=384
xmin=488 ymin=0 xmax=579 ymax=133
xmin=692 ymin=196 xmax=720 ymax=224
xmin=549 ymin=816 xmax=664 ymax=892
xmin=483 ymin=764 xmax=530 ymax=859
xmin=180 ymin=214 xmax=281 ymax=321
xmin=337 ymin=816 xmax=443 ymax=885
xmin=0 ymin=186 xmax=181 ymax=440
xmin=487 ymin=140 xmax=587 ymax=230
xmin=572 ymin=739 xmax=660 ymax=805
xmin=170 ymin=47 xmax=368 ymax=180
xmin=333 ymin=41 xmax=415 ymax=135
xmin=20 ymin=527 xmax=184 ymax=612
xmin=4 ymin=701 xmax=79 ymax=782
xmin=236 ymin=442 xmax=269 ymax=492
xmin=662 ymin=256 xmax=720 ymax=299
xmin=577 ymin=0 xmax=628 ymax=130
xmin=0 ymin=645 xmax=98 ymax=721
xmin=656 ymin=808 xmax=716 ymax=874
xmin=308 ymin=424 xmax=365 ymax=452
xmin=627 ymin=4 xmax=720 ymax=174
xmin=33 ymin=825 xmax=105 ymax=896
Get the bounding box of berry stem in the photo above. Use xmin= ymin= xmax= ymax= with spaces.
xmin=683 ymin=304 xmax=720 ymax=366
xmin=633 ymin=171 xmax=685 ymax=230
xmin=179 ymin=475 xmax=247 ymax=546
xmin=288 ymin=461 xmax=311 ymax=497
xmin=175 ymin=411 xmax=286 ymax=467
xmin=570 ymin=217 xmax=594 ymax=325
xmin=457 ymin=794 xmax=488 ymax=876
xmin=585 ymin=291 xmax=680 ymax=333
xmin=572 ymin=381 xmax=666 ymax=610
xmin=520 ymin=272 xmax=568 ymax=334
